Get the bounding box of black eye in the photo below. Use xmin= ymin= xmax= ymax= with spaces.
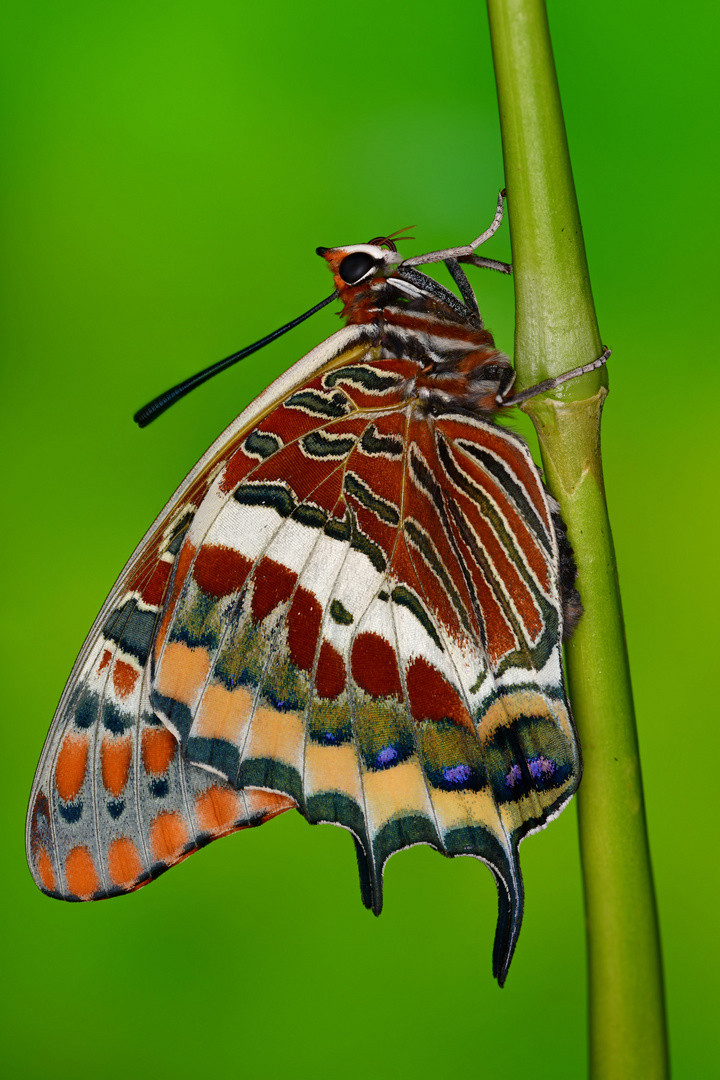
xmin=338 ymin=251 xmax=378 ymax=284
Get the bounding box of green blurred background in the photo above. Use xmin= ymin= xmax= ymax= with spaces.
xmin=2 ymin=1 xmax=718 ymax=1076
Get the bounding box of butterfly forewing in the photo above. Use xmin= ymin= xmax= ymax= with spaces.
xmin=28 ymin=238 xmax=581 ymax=985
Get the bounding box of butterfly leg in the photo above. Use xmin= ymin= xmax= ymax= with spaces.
xmin=498 ymin=347 xmax=611 ymax=407
xmin=443 ymin=254 xmax=514 ymax=325
xmin=441 ymin=250 xmax=514 ymax=329
xmin=401 ymin=189 xmax=508 ymax=268
xmin=444 ymin=257 xmax=481 ymax=320
xmin=457 ymin=254 xmax=513 ymax=275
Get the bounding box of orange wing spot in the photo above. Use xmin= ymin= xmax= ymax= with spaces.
xmin=244 ymin=788 xmax=296 ymax=819
xmin=55 ymin=733 xmax=89 ymax=802
xmin=97 ymin=649 xmax=112 ymax=674
xmin=101 ymin=735 xmax=133 ymax=796
xmin=65 ymin=845 xmax=100 ymax=898
xmin=107 ymin=837 xmax=144 ymax=887
xmin=150 ymin=810 xmax=190 ymax=862
xmin=36 ymin=845 xmax=56 ymax=892
xmin=195 ymin=785 xmax=243 ymax=833
xmin=112 ymin=659 xmax=139 ymax=699
xmin=154 ymin=641 xmax=211 ymax=708
xmin=141 ymin=726 xmax=177 ymax=776
xmin=193 ymin=682 xmax=253 ymax=743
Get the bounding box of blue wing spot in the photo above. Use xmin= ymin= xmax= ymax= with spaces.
xmin=528 ymin=755 xmax=556 ymax=780
xmin=150 ymin=777 xmax=169 ymax=798
xmin=505 ymin=764 xmax=523 ymax=788
xmin=505 ymin=756 xmax=557 ymax=790
xmin=443 ymin=764 xmax=473 ymax=785
xmin=376 ymin=746 xmax=398 ymax=767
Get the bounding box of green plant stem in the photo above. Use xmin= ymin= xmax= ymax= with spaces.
xmin=486 ymin=1 xmax=669 ymax=1077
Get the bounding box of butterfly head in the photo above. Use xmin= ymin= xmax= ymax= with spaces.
xmin=317 ymin=242 xmax=399 ymax=288
xmin=316 ymin=241 xmax=404 ymax=322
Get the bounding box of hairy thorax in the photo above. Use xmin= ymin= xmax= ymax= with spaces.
xmin=338 ymin=273 xmax=517 ymax=415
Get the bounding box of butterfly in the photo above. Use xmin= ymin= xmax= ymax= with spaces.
xmin=26 ymin=192 xmax=608 ymax=985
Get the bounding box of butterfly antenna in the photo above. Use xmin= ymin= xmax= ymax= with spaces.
xmin=367 ymin=226 xmax=416 ymax=251
xmin=133 ymin=290 xmax=339 ymax=427
xmin=384 ymin=225 xmax=416 ymax=241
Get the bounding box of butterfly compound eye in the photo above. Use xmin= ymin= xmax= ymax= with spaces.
xmin=338 ymin=251 xmax=378 ymax=285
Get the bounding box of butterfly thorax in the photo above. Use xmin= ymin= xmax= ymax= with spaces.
xmin=323 ymin=247 xmax=516 ymax=414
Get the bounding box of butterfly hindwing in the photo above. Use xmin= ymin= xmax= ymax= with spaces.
xmin=142 ymin=349 xmax=578 ymax=981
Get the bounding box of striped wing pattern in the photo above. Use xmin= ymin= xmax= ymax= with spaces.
xmin=28 ymin=249 xmax=581 ymax=984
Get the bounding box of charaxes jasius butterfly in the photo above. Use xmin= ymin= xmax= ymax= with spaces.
xmin=26 ymin=193 xmax=609 ymax=985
